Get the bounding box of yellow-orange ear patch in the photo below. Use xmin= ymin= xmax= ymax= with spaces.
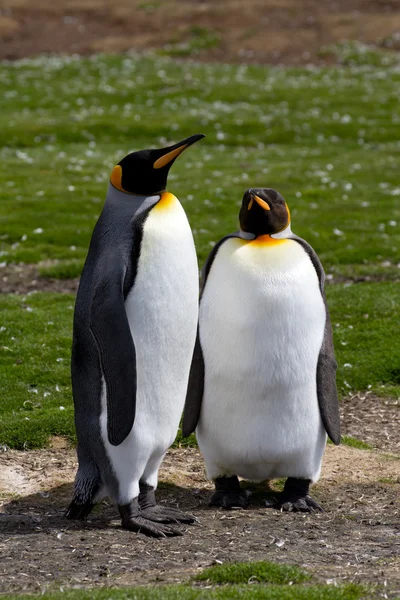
xmin=110 ymin=165 xmax=126 ymax=192
xmin=247 ymin=197 xmax=254 ymax=210
xmin=153 ymin=144 xmax=188 ymax=169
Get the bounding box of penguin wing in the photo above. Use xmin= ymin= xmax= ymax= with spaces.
xmin=89 ymin=253 xmax=137 ymax=447
xmin=182 ymin=327 xmax=204 ymax=437
xmin=182 ymin=233 xmax=239 ymax=437
xmin=291 ymin=235 xmax=341 ymax=445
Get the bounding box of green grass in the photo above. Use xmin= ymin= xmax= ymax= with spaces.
xmin=0 ymin=293 xmax=75 ymax=448
xmin=319 ymin=41 xmax=400 ymax=67
xmin=38 ymin=259 xmax=84 ymax=279
xmin=194 ymin=561 xmax=310 ymax=584
xmin=340 ymin=436 xmax=374 ymax=450
xmin=0 ymin=54 xmax=399 ymax=273
xmin=0 ymin=583 xmax=366 ymax=600
xmin=326 ymin=282 xmax=400 ymax=398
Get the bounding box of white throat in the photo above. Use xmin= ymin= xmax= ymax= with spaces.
xmin=271 ymin=223 xmax=293 ymax=239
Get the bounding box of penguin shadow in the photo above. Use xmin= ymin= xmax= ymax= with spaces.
xmin=0 ymin=481 xmax=215 ymax=536
xmin=1 ymin=482 xmax=107 ymax=535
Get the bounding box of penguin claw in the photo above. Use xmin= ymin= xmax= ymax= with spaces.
xmin=279 ymin=495 xmax=323 ymax=513
xmin=121 ymin=516 xmax=183 ymax=538
xmin=141 ymin=506 xmax=197 ymax=525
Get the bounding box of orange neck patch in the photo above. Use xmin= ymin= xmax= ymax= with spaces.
xmin=153 ymin=191 xmax=177 ymax=211
xmin=248 ymin=234 xmax=288 ymax=247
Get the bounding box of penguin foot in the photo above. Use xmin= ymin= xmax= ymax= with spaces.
xmin=210 ymin=476 xmax=248 ymax=509
xmin=279 ymin=495 xmax=323 ymax=513
xmin=277 ymin=477 xmax=323 ymax=513
xmin=138 ymin=483 xmax=197 ymax=524
xmin=118 ymin=500 xmax=183 ymax=538
xmin=122 ymin=515 xmax=183 ymax=537
xmin=141 ymin=506 xmax=197 ymax=524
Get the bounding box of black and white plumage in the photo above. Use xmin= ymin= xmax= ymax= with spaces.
xmin=67 ymin=135 xmax=205 ymax=536
xmin=183 ymin=188 xmax=340 ymax=512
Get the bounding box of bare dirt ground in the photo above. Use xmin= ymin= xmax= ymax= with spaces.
xmin=1 ymin=0 xmax=400 ymax=65
xmin=0 ymin=395 xmax=399 ymax=598
xmin=0 ymin=263 xmax=79 ymax=295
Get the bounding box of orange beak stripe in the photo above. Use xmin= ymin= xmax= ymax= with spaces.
xmin=253 ymin=194 xmax=270 ymax=211
xmin=153 ymin=144 xmax=189 ymax=169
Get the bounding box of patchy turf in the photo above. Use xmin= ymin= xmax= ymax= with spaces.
xmin=194 ymin=560 xmax=310 ymax=584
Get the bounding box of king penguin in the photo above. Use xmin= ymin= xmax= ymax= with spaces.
xmin=66 ymin=134 xmax=205 ymax=537
xmin=183 ymin=188 xmax=340 ymax=512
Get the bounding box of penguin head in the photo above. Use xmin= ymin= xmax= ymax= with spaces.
xmin=239 ymin=188 xmax=290 ymax=236
xmin=110 ymin=134 xmax=205 ymax=196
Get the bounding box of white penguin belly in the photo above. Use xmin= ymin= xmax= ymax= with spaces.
xmin=197 ymin=236 xmax=327 ymax=483
xmin=101 ymin=194 xmax=199 ymax=502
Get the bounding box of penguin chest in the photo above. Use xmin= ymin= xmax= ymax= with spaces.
xmin=197 ymin=236 xmax=327 ymax=480
xmin=124 ymin=195 xmax=199 ymax=445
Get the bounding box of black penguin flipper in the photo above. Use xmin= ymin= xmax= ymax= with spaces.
xmin=89 ymin=258 xmax=137 ymax=447
xmin=182 ymin=328 xmax=205 ymax=437
xmin=291 ymin=235 xmax=341 ymax=445
xmin=183 ymin=233 xmax=240 ymax=437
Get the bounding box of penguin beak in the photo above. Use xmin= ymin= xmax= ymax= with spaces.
xmin=153 ymin=134 xmax=205 ymax=170
xmin=249 ymin=194 xmax=271 ymax=211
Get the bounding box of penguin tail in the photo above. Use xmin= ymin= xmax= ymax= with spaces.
xmin=65 ymin=467 xmax=102 ymax=520
xmin=65 ymin=498 xmax=95 ymax=520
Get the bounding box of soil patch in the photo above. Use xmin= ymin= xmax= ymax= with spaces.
xmin=0 ymin=397 xmax=399 ymax=597
xmin=0 ymin=263 xmax=79 ymax=295
xmin=341 ymin=393 xmax=400 ymax=454
xmin=1 ymin=0 xmax=400 ymax=65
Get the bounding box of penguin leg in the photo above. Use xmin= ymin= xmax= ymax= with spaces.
xmin=118 ymin=497 xmax=183 ymax=538
xmin=66 ymin=450 xmax=102 ymax=520
xmin=209 ymin=476 xmax=249 ymax=509
xmin=277 ymin=478 xmax=323 ymax=513
xmin=138 ymin=482 xmax=197 ymax=525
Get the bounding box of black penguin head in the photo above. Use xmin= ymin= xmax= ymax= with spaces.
xmin=239 ymin=188 xmax=290 ymax=236
xmin=110 ymin=134 xmax=205 ymax=196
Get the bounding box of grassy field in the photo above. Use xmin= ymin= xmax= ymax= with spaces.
xmin=0 ymin=52 xmax=399 ymax=450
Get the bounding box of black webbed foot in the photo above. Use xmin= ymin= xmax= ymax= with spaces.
xmin=118 ymin=499 xmax=183 ymax=538
xmin=210 ymin=476 xmax=249 ymax=509
xmin=275 ymin=478 xmax=323 ymax=513
xmin=141 ymin=505 xmax=197 ymax=524
xmin=280 ymin=495 xmax=323 ymax=512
